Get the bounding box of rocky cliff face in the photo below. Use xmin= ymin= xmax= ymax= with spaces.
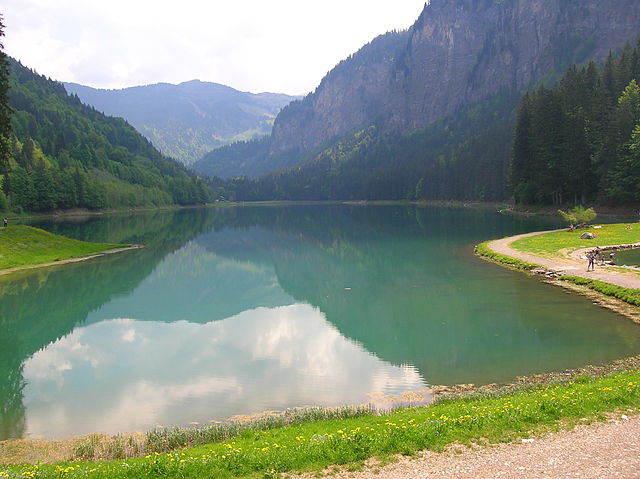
xmin=270 ymin=0 xmax=640 ymax=157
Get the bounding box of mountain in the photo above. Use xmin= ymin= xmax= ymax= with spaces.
xmin=4 ymin=58 xmax=212 ymax=212
xmin=271 ymin=0 xmax=640 ymax=158
xmin=64 ymin=80 xmax=297 ymax=165
xmin=192 ymin=136 xmax=273 ymax=179
xmin=214 ymin=0 xmax=640 ymax=201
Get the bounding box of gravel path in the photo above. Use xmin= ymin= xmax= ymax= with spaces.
xmin=487 ymin=230 xmax=640 ymax=289
xmin=294 ymin=415 xmax=640 ymax=479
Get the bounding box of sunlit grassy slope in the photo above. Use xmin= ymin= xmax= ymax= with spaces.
xmin=0 ymin=225 xmax=124 ymax=271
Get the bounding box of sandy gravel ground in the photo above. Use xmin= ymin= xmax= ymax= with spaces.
xmin=293 ymin=415 xmax=640 ymax=479
xmin=487 ymin=230 xmax=640 ymax=289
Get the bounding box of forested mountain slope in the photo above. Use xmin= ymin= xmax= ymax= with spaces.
xmin=218 ymin=0 xmax=640 ymax=201
xmin=192 ymin=136 xmax=273 ymax=179
xmin=2 ymin=58 xmax=210 ymax=212
xmin=65 ymin=81 xmax=296 ymax=165
xmin=270 ymin=0 xmax=640 ymax=158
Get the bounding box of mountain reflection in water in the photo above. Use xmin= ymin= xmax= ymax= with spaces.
xmin=1 ymin=205 xmax=639 ymax=439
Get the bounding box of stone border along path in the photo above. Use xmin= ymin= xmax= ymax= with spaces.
xmin=487 ymin=229 xmax=640 ymax=290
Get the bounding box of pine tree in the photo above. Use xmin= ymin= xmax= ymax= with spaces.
xmin=0 ymin=15 xmax=11 ymax=177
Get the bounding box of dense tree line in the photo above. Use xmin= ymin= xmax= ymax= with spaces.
xmin=0 ymin=32 xmax=212 ymax=213
xmin=230 ymin=89 xmax=518 ymax=202
xmin=193 ymin=136 xmax=271 ymax=179
xmin=511 ymin=41 xmax=640 ymax=205
xmin=0 ymin=17 xmax=11 ymax=197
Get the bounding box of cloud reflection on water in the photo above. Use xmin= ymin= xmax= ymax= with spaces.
xmin=23 ymin=304 xmax=425 ymax=438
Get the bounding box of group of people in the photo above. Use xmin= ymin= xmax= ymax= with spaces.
xmin=586 ymin=246 xmax=615 ymax=271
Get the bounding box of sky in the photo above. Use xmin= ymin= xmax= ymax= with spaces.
xmin=3 ymin=0 xmax=426 ymax=95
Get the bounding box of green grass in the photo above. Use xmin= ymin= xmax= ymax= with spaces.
xmin=0 ymin=226 xmax=125 ymax=271
xmin=560 ymin=276 xmax=640 ymax=307
xmin=511 ymin=223 xmax=640 ymax=257
xmin=475 ymin=241 xmax=539 ymax=271
xmin=3 ymin=371 xmax=639 ymax=478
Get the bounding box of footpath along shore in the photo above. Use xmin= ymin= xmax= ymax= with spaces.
xmin=487 ymin=229 xmax=640 ymax=289
xmin=291 ymin=414 xmax=640 ymax=479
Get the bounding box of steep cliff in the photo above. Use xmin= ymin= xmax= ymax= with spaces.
xmin=270 ymin=0 xmax=640 ymax=158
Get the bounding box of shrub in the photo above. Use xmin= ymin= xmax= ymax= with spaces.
xmin=557 ymin=206 xmax=597 ymax=227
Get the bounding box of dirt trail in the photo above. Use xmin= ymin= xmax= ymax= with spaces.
xmin=292 ymin=415 xmax=640 ymax=479
xmin=487 ymin=230 xmax=640 ymax=289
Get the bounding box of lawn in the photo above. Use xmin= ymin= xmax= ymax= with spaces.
xmin=0 ymin=225 xmax=125 ymax=271
xmin=510 ymin=223 xmax=640 ymax=258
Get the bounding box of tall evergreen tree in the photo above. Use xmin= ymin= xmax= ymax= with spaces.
xmin=511 ymin=41 xmax=640 ymax=206
xmin=0 ymin=15 xmax=11 ymax=178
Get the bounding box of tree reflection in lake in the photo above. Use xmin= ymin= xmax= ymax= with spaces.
xmin=2 ymin=205 xmax=640 ymax=439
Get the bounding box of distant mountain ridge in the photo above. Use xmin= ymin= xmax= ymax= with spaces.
xmin=6 ymin=58 xmax=211 ymax=211
xmin=64 ymin=80 xmax=297 ymax=165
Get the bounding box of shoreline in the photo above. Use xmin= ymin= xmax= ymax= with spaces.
xmin=2 ymin=353 xmax=639 ymax=466
xmin=478 ymin=227 xmax=640 ymax=318
xmin=6 ymin=200 xmax=504 ymax=221
xmin=5 ymin=201 xmax=638 ymax=225
xmin=0 ymin=244 xmax=144 ymax=277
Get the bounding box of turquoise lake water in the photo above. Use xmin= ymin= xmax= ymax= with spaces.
xmin=2 ymin=205 xmax=640 ymax=440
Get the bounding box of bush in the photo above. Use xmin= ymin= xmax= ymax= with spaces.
xmin=557 ymin=206 xmax=597 ymax=227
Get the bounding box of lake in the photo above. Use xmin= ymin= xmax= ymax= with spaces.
xmin=2 ymin=205 xmax=640 ymax=440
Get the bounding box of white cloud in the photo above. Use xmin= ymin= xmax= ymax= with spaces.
xmin=2 ymin=0 xmax=425 ymax=94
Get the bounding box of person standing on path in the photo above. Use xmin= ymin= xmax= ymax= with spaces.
xmin=587 ymin=251 xmax=596 ymax=271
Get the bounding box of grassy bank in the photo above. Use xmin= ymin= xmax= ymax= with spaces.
xmin=474 ymin=241 xmax=538 ymax=271
xmin=558 ymin=276 xmax=640 ymax=308
xmin=476 ymin=240 xmax=640 ymax=308
xmin=0 ymin=226 xmax=125 ymax=272
xmin=476 ymin=223 xmax=640 ymax=311
xmin=2 ymin=371 xmax=639 ymax=478
xmin=511 ymin=223 xmax=640 ymax=257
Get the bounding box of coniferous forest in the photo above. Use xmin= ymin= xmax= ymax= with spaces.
xmin=229 ymin=90 xmax=517 ymax=202
xmin=226 ymin=41 xmax=640 ymax=207
xmin=510 ymin=41 xmax=640 ymax=206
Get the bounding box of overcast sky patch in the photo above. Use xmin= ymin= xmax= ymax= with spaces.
xmin=3 ymin=0 xmax=425 ymax=95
